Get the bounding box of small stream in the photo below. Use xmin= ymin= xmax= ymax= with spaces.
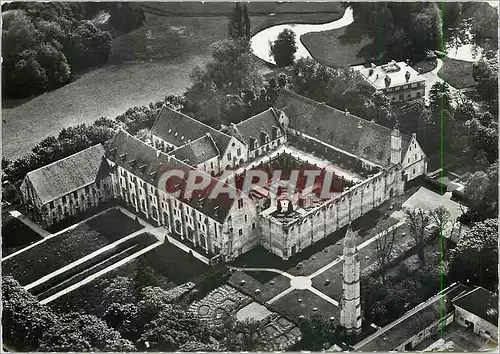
xmin=251 ymin=4 xmax=494 ymax=65
xmin=250 ymin=7 xmax=353 ymax=64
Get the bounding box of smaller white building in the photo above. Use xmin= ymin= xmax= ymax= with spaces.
xmin=352 ymin=60 xmax=426 ymax=103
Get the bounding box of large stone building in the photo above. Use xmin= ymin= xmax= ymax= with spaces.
xmin=352 ymin=60 xmax=426 ymax=103
xmin=20 ymin=144 xmax=113 ymax=227
xmin=20 ymin=90 xmax=427 ymax=262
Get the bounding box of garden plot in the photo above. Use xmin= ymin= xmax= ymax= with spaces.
xmin=34 ymin=233 xmax=158 ymax=302
xmin=2 ymin=208 xmax=142 ymax=286
xmin=188 ymin=284 xmax=253 ymax=325
xmin=2 ymin=215 xmax=43 ymax=257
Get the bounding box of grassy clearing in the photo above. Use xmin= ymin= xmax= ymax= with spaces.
xmin=1 ymin=215 xmax=43 ymax=257
xmin=301 ymin=24 xmax=375 ymax=68
xmin=438 ymin=57 xmax=475 ymax=89
xmin=2 ymin=209 xmax=142 ymax=286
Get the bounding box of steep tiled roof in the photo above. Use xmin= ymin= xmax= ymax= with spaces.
xmin=275 ymin=90 xmax=412 ymax=167
xmin=151 ymin=106 xmax=232 ymax=153
xmin=169 ymin=134 xmax=220 ymax=166
xmin=352 ymin=61 xmax=426 ymax=90
xmin=453 ymin=286 xmax=498 ymax=326
xmin=233 ymin=108 xmax=285 ymax=146
xmin=106 ymin=130 xmax=235 ymax=223
xmin=25 ymin=144 xmax=109 ymax=205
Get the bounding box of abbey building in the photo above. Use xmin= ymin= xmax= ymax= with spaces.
xmin=20 ymin=90 xmax=427 ymax=263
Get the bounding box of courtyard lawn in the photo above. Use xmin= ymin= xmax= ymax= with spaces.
xmin=438 ymin=57 xmax=475 ymax=89
xmin=2 ymin=208 xmax=142 ymax=286
xmin=301 ymin=24 xmax=375 ymax=68
xmin=228 ymin=270 xmax=291 ymax=302
xmin=3 ymin=3 xmax=342 ymax=160
xmin=272 ymin=289 xmax=339 ymax=322
xmin=1 ymin=215 xmax=43 ymax=257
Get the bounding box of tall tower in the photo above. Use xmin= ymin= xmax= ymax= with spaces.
xmin=390 ymin=127 xmax=402 ymax=165
xmin=340 ymin=224 xmax=362 ymax=335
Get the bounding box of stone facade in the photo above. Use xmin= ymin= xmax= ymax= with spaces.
xmin=340 ymin=225 xmax=362 ymax=335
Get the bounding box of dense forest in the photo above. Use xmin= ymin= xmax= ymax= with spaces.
xmin=2 ymin=2 xmax=145 ymax=98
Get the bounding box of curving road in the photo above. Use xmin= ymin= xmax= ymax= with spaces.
xmin=251 ymin=7 xmax=353 ymax=64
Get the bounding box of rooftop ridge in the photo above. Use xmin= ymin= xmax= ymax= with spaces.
xmin=153 ymin=105 xmax=233 ymax=140
xmin=235 ymin=107 xmax=274 ymax=127
xmin=279 ymin=90 xmax=413 ymax=141
xmin=26 ymin=144 xmax=104 ymax=177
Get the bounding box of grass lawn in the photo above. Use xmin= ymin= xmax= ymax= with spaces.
xmin=301 ymin=24 xmax=375 ymax=68
xmin=34 ymin=233 xmax=158 ymax=301
xmin=1 ymin=215 xmax=43 ymax=256
xmin=49 ymin=241 xmax=210 ymax=316
xmin=228 ymin=270 xmax=290 ymax=302
xmin=2 ymin=209 xmax=142 ymax=286
xmin=272 ymin=289 xmax=339 ymax=321
xmin=3 ymin=4 xmax=342 ymax=160
xmin=438 ymin=57 xmax=475 ymax=89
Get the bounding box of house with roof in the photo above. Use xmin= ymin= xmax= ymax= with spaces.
xmin=229 ymin=107 xmax=287 ymax=160
xmin=352 ymin=60 xmax=426 ymax=103
xmin=453 ymin=286 xmax=498 ymax=341
xmin=20 ymin=144 xmax=113 ymax=227
xmin=149 ymin=105 xmax=248 ymax=172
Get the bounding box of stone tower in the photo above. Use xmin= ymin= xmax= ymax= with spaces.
xmin=340 ymin=224 xmax=362 ymax=335
xmin=390 ymin=127 xmax=402 ymax=165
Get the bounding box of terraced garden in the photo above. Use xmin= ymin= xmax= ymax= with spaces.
xmin=2 ymin=208 xmax=142 ymax=286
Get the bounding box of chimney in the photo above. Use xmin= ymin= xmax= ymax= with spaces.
xmin=345 ymin=109 xmax=350 ymax=116
xmin=405 ymin=71 xmax=410 ymax=82
xmin=384 ymin=75 xmax=391 ymax=87
xmin=371 ymin=63 xmax=376 ymax=69
xmin=368 ymin=68 xmax=374 ymax=76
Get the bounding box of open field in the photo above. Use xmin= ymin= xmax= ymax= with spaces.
xmin=301 ymin=24 xmax=374 ymax=68
xmin=2 ymin=209 xmax=142 ymax=286
xmin=3 ymin=3 xmax=342 ymax=160
xmin=438 ymin=57 xmax=475 ymax=89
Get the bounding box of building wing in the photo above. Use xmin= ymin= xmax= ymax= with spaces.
xmin=24 ymin=144 xmax=108 ymax=205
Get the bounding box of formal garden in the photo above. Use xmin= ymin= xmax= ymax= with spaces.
xmin=2 ymin=208 xmax=143 ymax=286
xmin=1 ymin=213 xmax=43 ymax=256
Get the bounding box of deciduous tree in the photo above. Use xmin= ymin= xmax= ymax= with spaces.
xmin=405 ymin=208 xmax=430 ymax=264
xmin=270 ymin=28 xmax=297 ymax=66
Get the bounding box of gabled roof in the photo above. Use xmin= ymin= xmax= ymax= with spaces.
xmin=275 ymin=90 xmax=412 ymax=167
xmin=24 ymin=144 xmax=109 ymax=205
xmin=169 ymin=133 xmax=220 ymax=166
xmin=151 ymin=105 xmax=232 ymax=153
xmin=452 ymin=286 xmax=498 ymax=326
xmin=233 ymin=108 xmax=285 ymax=146
xmin=106 ymin=130 xmax=235 ymax=223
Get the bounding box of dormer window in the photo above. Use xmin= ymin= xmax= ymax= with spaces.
xmin=272 ymin=126 xmax=280 ymax=139
xmin=250 ymin=137 xmax=258 ymax=150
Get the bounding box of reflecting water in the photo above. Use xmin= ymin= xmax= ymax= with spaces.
xmin=250 ymin=7 xmax=353 ymax=64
